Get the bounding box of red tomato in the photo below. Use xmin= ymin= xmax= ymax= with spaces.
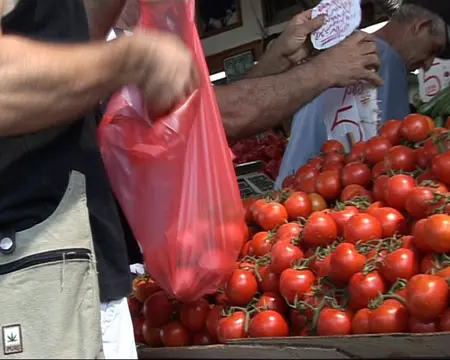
xmin=225 ymin=269 xmax=258 ymax=306
xmin=302 ymin=212 xmax=338 ymax=248
xmin=128 ymin=297 xmax=143 ymax=318
xmin=160 ymin=322 xmax=190 ymax=347
xmin=321 ymin=161 xmax=344 ymax=173
xmin=290 ymin=309 xmax=308 ymax=331
xmin=365 ymin=136 xmax=392 ymax=165
xmin=341 ymin=162 xmax=372 ymax=188
xmin=317 ymin=308 xmax=352 ymax=336
xmin=281 ymin=175 xmax=296 ymax=190
xmin=408 ymin=317 xmax=440 ymax=333
xmin=192 ymin=332 xmax=216 ymax=346
xmin=279 ymin=268 xmax=315 ymax=303
xmin=372 ymin=161 xmax=387 ymax=179
xmin=296 ymin=164 xmax=320 ymax=181
xmin=324 ymin=151 xmax=345 ymax=164
xmin=369 ymin=300 xmax=408 ymax=333
xmin=258 ymin=266 xmax=280 ymax=293
xmin=431 ymin=150 xmax=450 ymax=186
xmin=405 ymin=187 xmax=435 ymax=219
xmin=143 ymin=291 xmax=174 ymax=328
xmin=180 ymin=298 xmax=210 ymax=332
xmin=406 ymin=274 xmax=449 ymax=320
xmin=206 ymin=305 xmax=223 ymax=338
xmin=133 ymin=316 xmax=145 ymax=344
xmin=415 ymin=146 xmax=429 ymax=169
xmin=270 ymin=241 xmax=304 ymax=274
xmin=321 ymin=140 xmax=345 ymax=154
xmin=352 ymin=308 xmax=371 ymax=334
xmin=250 ymin=231 xmax=273 ymax=257
xmin=248 ymin=310 xmax=289 ymax=338
xmin=384 ymin=145 xmax=417 ymax=172
xmin=420 ymin=254 xmax=441 ymax=274
xmin=284 ymin=192 xmax=313 ymax=220
xmin=385 ymin=174 xmax=416 ymax=210
xmin=340 ymin=184 xmax=373 ymax=202
xmin=308 ymin=193 xmax=328 ymax=212
xmin=349 ymin=271 xmax=387 ymax=310
xmin=255 ymin=292 xmax=287 ymax=315
xmin=329 ymin=206 xmax=359 ymax=235
xmin=257 ymin=202 xmax=288 ymax=231
xmin=399 ymin=114 xmax=433 ymax=142
xmin=423 ymin=135 xmax=450 ymax=162
xmin=243 ymin=198 xmax=257 ymax=223
xmin=436 ymin=266 xmax=450 ymax=280
xmin=217 ymin=312 xmax=247 ymax=343
xmin=328 ymin=243 xmax=365 ymax=284
xmin=315 ymin=170 xmax=342 ymax=201
xmin=440 ymin=309 xmax=450 ymax=331
xmin=380 ymin=119 xmax=402 ymax=145
xmin=276 ymin=222 xmax=303 ymax=242
xmin=310 ymin=254 xmax=332 ymax=278
xmin=343 ymin=213 xmax=382 ymax=245
xmin=142 ymin=322 xmax=162 ymax=347
xmin=308 ymin=157 xmax=325 ymax=169
xmin=134 ymin=279 xmax=162 ymax=303
xmin=346 ymin=141 xmax=366 ymax=164
xmin=412 ymin=219 xmax=434 ymax=254
xmin=423 ymin=214 xmax=450 ymax=253
xmin=370 ymin=207 xmax=407 ymax=238
xmin=250 ymin=199 xmax=267 ymax=223
xmin=379 ymin=248 xmax=419 ymax=284
xmin=365 ymin=201 xmax=386 ymax=215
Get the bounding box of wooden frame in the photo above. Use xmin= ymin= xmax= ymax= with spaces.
xmin=196 ymin=0 xmax=243 ymax=39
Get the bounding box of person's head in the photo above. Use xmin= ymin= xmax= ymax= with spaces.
xmin=377 ymin=3 xmax=448 ymax=71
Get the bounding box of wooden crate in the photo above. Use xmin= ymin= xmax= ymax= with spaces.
xmin=138 ymin=332 xmax=450 ymax=359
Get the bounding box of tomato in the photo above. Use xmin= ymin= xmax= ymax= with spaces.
xmin=308 ymin=157 xmax=325 ymax=169
xmin=412 ymin=219 xmax=434 ymax=254
xmin=408 ymin=317 xmax=440 ymax=333
xmin=329 ymin=206 xmax=359 ymax=235
xmin=346 ymin=141 xmax=366 ymax=164
xmin=315 ymin=170 xmax=342 ymax=201
xmin=258 ymin=266 xmax=280 ymax=293
xmin=225 ymin=269 xmax=258 ymax=306
xmin=248 ymin=310 xmax=289 ymax=338
xmin=192 ymin=332 xmax=216 ymax=346
xmin=310 ymin=254 xmax=332 ymax=277
xmin=317 ymin=308 xmax=352 ymax=336
xmin=321 ymin=161 xmax=344 ymax=173
xmin=348 ymin=271 xmax=386 ymax=310
xmin=380 ymin=248 xmax=419 ymax=285
xmin=206 ymin=305 xmax=223 ymax=338
xmin=341 ymin=162 xmax=372 ymax=188
xmin=415 ymin=146 xmax=429 ymax=169
xmin=180 ymin=298 xmax=210 ymax=332
xmin=365 ymin=136 xmax=392 ymax=165
xmin=369 ymin=300 xmax=408 ymax=333
xmin=270 ymin=241 xmax=304 ymax=274
xmin=134 ymin=279 xmax=162 ymax=303
xmin=160 ymin=322 xmax=190 ymax=347
xmin=257 ymin=202 xmax=288 ymax=231
xmin=142 ymin=323 xmax=162 ymax=347
xmin=217 ymin=312 xmax=247 ymax=343
xmin=420 ymin=254 xmax=441 ymax=274
xmin=343 ymin=213 xmax=382 ymax=245
xmin=143 ymin=291 xmax=174 ymax=328
xmin=284 ymin=192 xmax=313 ymax=220
xmin=405 ymin=187 xmax=435 ymax=219
xmin=240 ymin=241 xmax=251 ymax=258
xmin=250 ymin=231 xmax=273 ymax=257
xmin=308 ymin=193 xmax=328 ymax=211
xmin=365 ymin=201 xmax=386 ymax=215
xmin=328 ymin=243 xmax=365 ymax=284
xmin=296 ymin=164 xmax=320 ymax=181
xmin=424 ymin=137 xmax=450 ymax=162
xmin=380 ymin=119 xmax=402 ymax=146
xmin=440 ymin=309 xmax=450 ymax=331
xmin=384 ymin=145 xmax=417 ymax=172
xmin=423 ymin=214 xmax=450 ymax=253
xmin=385 ymin=174 xmax=416 ymax=210
xmin=372 ymin=161 xmax=387 ymax=179
xmin=406 ymin=274 xmax=449 ymax=320
xmin=399 ymin=114 xmax=433 ymax=142
xmin=281 ymin=175 xmax=296 ymax=190
xmin=279 ymin=268 xmax=315 ymax=303
xmin=128 ymin=296 xmax=143 ymax=318
xmin=431 ymin=150 xmax=450 ymax=186
xmin=133 ymin=316 xmax=145 ymax=344
xmin=340 ymin=184 xmax=373 ymax=202
xmin=295 ymin=176 xmax=316 ymax=193
xmin=324 ymin=151 xmax=345 ymax=164
xmin=352 ymin=308 xmax=371 ymax=334
xmin=290 ymin=309 xmax=308 ymax=331
xmin=250 ymin=199 xmax=267 ymax=223
xmin=436 ymin=266 xmax=450 ymax=280
xmin=302 ymin=212 xmax=338 ymax=248
xmin=276 ymin=223 xmax=302 ymax=243
xmin=255 ymin=292 xmax=287 ymax=315
xmin=321 ymin=139 xmax=345 ymax=154
xmin=370 ymin=207 xmax=407 ymax=238
xmin=243 ymin=198 xmax=257 ymax=223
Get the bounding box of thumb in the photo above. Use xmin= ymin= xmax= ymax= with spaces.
xmin=300 ymin=14 xmax=325 ymax=35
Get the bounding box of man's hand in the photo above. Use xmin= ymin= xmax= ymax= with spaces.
xmin=271 ymin=9 xmax=325 ymax=66
xmin=317 ymin=31 xmax=383 ymax=88
xmin=126 ymin=31 xmax=199 ymax=118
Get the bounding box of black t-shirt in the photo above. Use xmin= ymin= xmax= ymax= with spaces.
xmin=0 ymin=0 xmax=132 ymax=302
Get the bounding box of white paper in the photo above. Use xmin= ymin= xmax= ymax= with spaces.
xmin=311 ymin=0 xmax=362 ymax=50
xmin=418 ymin=58 xmax=450 ymax=102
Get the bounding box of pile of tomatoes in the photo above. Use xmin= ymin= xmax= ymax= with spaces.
xmin=129 ymin=114 xmax=450 ymax=348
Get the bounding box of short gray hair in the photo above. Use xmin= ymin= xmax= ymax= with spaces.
xmin=391 ymin=3 xmax=446 ymax=36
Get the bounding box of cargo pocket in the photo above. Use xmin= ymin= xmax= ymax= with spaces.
xmin=0 ymin=171 xmax=103 ymax=359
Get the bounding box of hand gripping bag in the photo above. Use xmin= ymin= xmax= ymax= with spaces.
xmin=98 ymin=0 xmax=245 ymax=302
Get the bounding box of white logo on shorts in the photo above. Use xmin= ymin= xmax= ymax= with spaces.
xmin=2 ymin=324 xmax=23 ymax=355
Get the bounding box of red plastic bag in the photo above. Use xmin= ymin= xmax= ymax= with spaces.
xmin=98 ymin=0 xmax=245 ymax=302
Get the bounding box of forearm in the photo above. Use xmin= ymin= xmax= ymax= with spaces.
xmin=217 ymin=59 xmax=333 ymax=139
xmin=246 ymin=51 xmax=291 ymax=78
xmin=0 ymin=35 xmax=131 ymax=136
xmin=84 ymin=0 xmax=127 ymax=39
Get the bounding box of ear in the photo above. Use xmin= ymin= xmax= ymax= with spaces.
xmin=412 ymin=18 xmax=433 ymax=36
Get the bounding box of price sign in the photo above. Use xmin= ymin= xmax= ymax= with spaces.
xmin=311 ymin=0 xmax=361 ymax=50
xmin=418 ymin=59 xmax=450 ymax=102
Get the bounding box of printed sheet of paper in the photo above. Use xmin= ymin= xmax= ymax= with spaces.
xmin=311 ymin=0 xmax=362 ymax=50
